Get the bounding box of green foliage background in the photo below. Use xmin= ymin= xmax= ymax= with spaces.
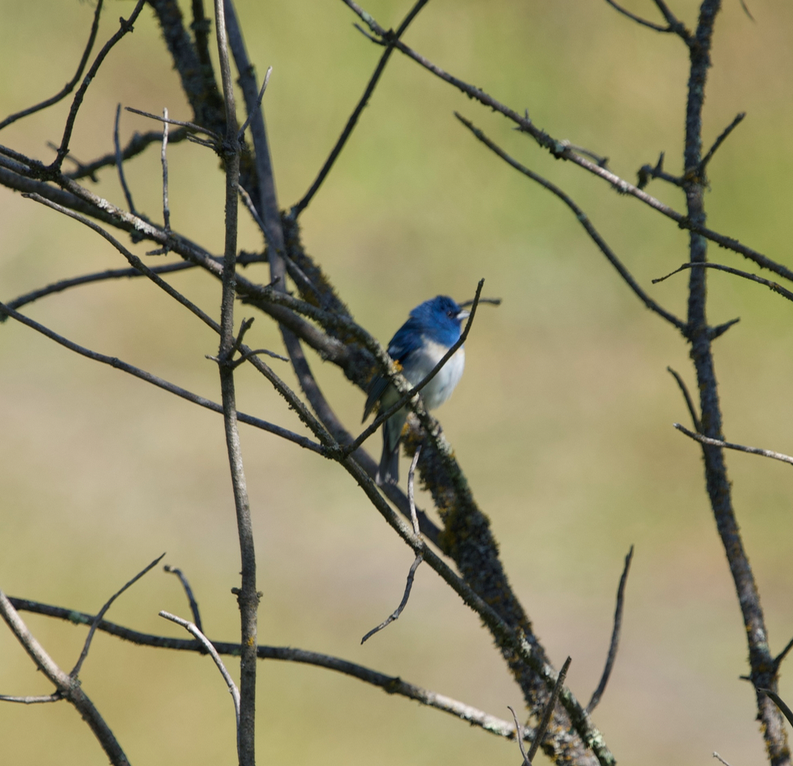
xmin=1 ymin=1 xmax=793 ymax=764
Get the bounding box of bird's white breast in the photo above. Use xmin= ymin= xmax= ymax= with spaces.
xmin=404 ymin=338 xmax=465 ymax=410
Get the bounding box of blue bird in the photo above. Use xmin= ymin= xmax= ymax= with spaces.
xmin=363 ymin=295 xmax=469 ymax=485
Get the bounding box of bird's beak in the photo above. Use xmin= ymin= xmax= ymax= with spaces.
xmin=457 ymin=309 xmax=470 ymax=321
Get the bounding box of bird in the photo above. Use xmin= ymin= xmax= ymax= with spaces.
xmin=363 ymin=295 xmax=469 ymax=485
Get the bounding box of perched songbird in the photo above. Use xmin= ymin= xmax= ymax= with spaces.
xmin=363 ymin=295 xmax=469 ymax=485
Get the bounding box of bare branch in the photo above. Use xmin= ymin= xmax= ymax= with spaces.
xmin=0 ymin=592 xmax=131 ymax=766
xmin=0 ymin=301 xmax=324 ymax=453
xmin=0 ymin=0 xmax=105 ymax=131
xmin=0 ymin=693 xmax=61 ymax=704
xmin=113 ymin=104 xmax=137 ymax=214
xmin=164 ymin=565 xmax=204 ymax=634
xmin=1 ymin=253 xmax=264 ymax=317
xmin=653 ymin=262 xmax=793 ymax=304
xmin=667 ymin=367 xmax=701 ymax=433
xmin=125 ymin=106 xmax=220 ymax=141
xmin=650 ymin=0 xmax=692 ymax=41
xmin=507 ymin=706 xmax=532 ymax=765
xmin=713 ymin=753 xmax=735 ymax=766
xmin=67 ymin=126 xmax=191 ymax=181
xmin=361 ymin=554 xmax=423 ymax=644
xmin=361 ymin=449 xmax=424 ymax=644
xmin=160 ymin=611 xmax=240 ymax=738
xmin=48 ymin=0 xmax=147 ymax=174
xmin=291 ymin=0 xmax=431 ymax=217
xmin=342 ymin=1 xmax=792 ymax=284
xmin=637 ymin=152 xmax=683 ymax=190
xmin=212 ymin=2 xmax=258 ymax=763
xmin=8 ymin=594 xmax=526 ymax=741
xmin=71 ymin=554 xmax=165 ymax=677
xmin=456 ymin=114 xmax=686 ymax=332
xmin=161 ymin=107 xmax=171 ymax=234
xmin=238 ymin=66 xmax=273 ymax=141
xmin=674 ymin=423 xmax=793 ymax=467
xmin=700 ymin=113 xmax=746 ymax=175
xmin=586 ymin=547 xmax=633 ymax=713
xmin=601 ymin=0 xmax=676 ymax=33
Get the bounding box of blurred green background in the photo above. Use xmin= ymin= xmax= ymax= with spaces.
xmin=2 ymin=0 xmax=793 ymax=764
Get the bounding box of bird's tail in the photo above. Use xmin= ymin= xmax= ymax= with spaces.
xmin=376 ymin=409 xmax=406 ymax=485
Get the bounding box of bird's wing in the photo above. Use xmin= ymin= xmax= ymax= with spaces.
xmin=362 ymin=317 xmax=424 ymax=421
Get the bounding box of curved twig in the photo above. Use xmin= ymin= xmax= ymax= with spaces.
xmin=586 ymin=547 xmax=633 ymax=713
xmin=0 ymin=0 xmax=105 ymax=131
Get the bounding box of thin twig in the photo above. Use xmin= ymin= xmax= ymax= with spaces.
xmin=49 ymin=0 xmax=147 ymax=174
xmin=237 ymin=185 xmax=322 ymax=302
xmin=113 ymin=104 xmax=137 ymax=214
xmin=360 ymin=554 xmax=423 ymax=644
xmin=0 ymin=300 xmax=324 ymax=453
xmin=406 ymin=446 xmax=422 ymax=536
xmin=529 ymin=656 xmax=572 ymax=761
xmin=361 ymin=448 xmax=424 ymax=644
xmin=587 ymin=546 xmax=633 ymax=713
xmin=290 ymin=0 xmax=431 ymax=217
xmin=456 ymin=114 xmax=686 ymax=332
xmin=164 ymin=565 xmax=204 ymax=634
xmin=760 ymin=689 xmax=793 ymax=729
xmin=637 ymin=152 xmax=683 ymax=190
xmin=1 ymin=253 xmax=265 ymax=318
xmin=507 ymin=706 xmax=531 ymax=765
xmin=653 ymin=262 xmax=793 ymax=304
xmin=700 ymin=113 xmax=746 ymax=175
xmin=0 ymin=693 xmax=61 ymax=704
xmin=674 ymin=423 xmax=793 ymax=467
xmin=71 ymin=554 xmax=165 ymax=677
xmin=667 ymin=367 xmax=702 ymax=433
xmin=713 ymin=753 xmax=734 ymax=766
xmin=458 ymin=296 xmax=501 ymax=309
xmin=774 ymin=637 xmax=793 ymax=670
xmin=0 ymin=0 xmax=105 ymax=131
xmin=67 ymin=126 xmax=191 ymax=181
xmin=601 ymin=0 xmax=675 ymax=33
xmin=238 ymin=66 xmax=272 ymax=140
xmin=161 ymin=107 xmax=171 ymax=234
xmin=125 ymin=106 xmax=220 ymax=141
xmin=160 ymin=611 xmax=240 ymax=730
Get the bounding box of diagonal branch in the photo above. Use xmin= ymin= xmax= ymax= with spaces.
xmin=291 ymin=0 xmax=431 ymax=217
xmin=71 ymin=554 xmax=165 ymax=677
xmin=0 ymin=301 xmax=324 ymax=453
xmin=456 ymin=114 xmax=686 ymax=332
xmin=0 ymin=0 xmax=105 ymax=131
xmin=48 ymin=0 xmax=147 ymax=175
